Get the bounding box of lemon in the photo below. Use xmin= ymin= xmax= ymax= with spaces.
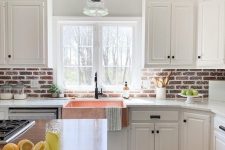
xmin=17 ymin=139 xmax=34 ymax=150
xmin=33 ymin=141 xmax=46 ymax=150
xmin=2 ymin=143 xmax=19 ymax=150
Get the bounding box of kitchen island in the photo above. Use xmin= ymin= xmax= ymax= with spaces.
xmin=0 ymin=119 xmax=107 ymax=150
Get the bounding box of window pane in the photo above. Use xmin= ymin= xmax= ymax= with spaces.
xmin=102 ymin=25 xmax=133 ymax=85
xmin=103 ymin=67 xmax=117 ymax=85
xmin=64 ymin=67 xmax=78 ymax=87
xmin=62 ymin=25 xmax=93 ymax=87
xmin=117 ymin=67 xmax=131 ymax=85
xmin=78 ymin=67 xmax=92 ymax=85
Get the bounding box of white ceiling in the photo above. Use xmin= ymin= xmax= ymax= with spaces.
xmin=53 ymin=0 xmax=142 ymax=16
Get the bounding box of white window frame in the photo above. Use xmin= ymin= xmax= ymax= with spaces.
xmin=53 ymin=17 xmax=143 ymax=91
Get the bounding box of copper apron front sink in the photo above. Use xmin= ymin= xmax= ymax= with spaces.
xmin=62 ymin=99 xmax=129 ymax=127
xmin=64 ymin=100 xmax=125 ymax=108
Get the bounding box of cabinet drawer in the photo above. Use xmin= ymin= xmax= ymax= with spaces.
xmin=131 ymin=111 xmax=178 ymax=121
xmin=215 ymin=116 xmax=225 ymax=132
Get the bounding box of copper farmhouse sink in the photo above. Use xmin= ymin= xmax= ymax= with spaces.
xmin=62 ymin=99 xmax=129 ymax=127
xmin=64 ymin=100 xmax=126 ymax=108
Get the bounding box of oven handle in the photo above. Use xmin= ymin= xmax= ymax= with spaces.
xmin=219 ymin=125 xmax=225 ymax=132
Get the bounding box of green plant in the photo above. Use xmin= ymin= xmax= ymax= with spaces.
xmin=49 ymin=84 xmax=60 ymax=94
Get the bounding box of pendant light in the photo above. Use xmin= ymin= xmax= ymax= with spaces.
xmin=83 ymin=0 xmax=109 ymax=17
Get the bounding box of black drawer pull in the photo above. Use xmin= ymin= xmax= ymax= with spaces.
xmin=151 ymin=130 xmax=155 ymax=134
xmin=150 ymin=115 xmax=160 ymax=119
xmin=167 ymin=56 xmax=170 ymax=59
xmin=183 ymin=119 xmax=187 ymax=123
xmin=156 ymin=130 xmax=159 ymax=134
xmin=219 ymin=125 xmax=225 ymax=132
xmin=8 ymin=55 xmax=11 ymax=58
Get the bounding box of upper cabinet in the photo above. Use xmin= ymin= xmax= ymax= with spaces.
xmin=7 ymin=1 xmax=46 ymax=65
xmin=0 ymin=1 xmax=6 ymax=65
xmin=144 ymin=0 xmax=225 ymax=67
xmin=145 ymin=1 xmax=171 ymax=65
xmin=0 ymin=0 xmax=49 ymax=67
xmin=197 ymin=0 xmax=225 ymax=67
xmin=171 ymin=1 xmax=195 ymax=65
xmin=144 ymin=0 xmax=195 ymax=67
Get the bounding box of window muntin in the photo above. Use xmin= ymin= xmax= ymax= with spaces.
xmin=59 ymin=21 xmax=138 ymax=90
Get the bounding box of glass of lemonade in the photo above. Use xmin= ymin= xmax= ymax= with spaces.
xmin=45 ymin=120 xmax=61 ymax=150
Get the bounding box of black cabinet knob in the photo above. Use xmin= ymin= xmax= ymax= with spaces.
xmin=172 ymin=56 xmax=175 ymax=59
xmin=167 ymin=56 xmax=170 ymax=59
xmin=156 ymin=130 xmax=159 ymax=134
xmin=8 ymin=55 xmax=11 ymax=58
xmin=152 ymin=130 xmax=155 ymax=134
xmin=183 ymin=119 xmax=187 ymax=123
xmin=198 ymin=56 xmax=201 ymax=59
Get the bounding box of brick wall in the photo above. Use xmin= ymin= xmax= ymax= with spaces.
xmin=0 ymin=68 xmax=223 ymax=98
xmin=65 ymin=69 xmax=225 ymax=99
xmin=0 ymin=68 xmax=53 ymax=97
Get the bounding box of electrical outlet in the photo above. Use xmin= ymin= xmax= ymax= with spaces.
xmin=31 ymin=79 xmax=39 ymax=88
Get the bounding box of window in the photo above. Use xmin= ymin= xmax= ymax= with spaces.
xmin=55 ymin=18 xmax=142 ymax=90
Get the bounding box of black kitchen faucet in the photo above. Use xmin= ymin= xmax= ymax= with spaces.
xmin=94 ymin=72 xmax=103 ymax=99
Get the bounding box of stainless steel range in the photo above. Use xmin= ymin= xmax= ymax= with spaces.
xmin=0 ymin=120 xmax=35 ymax=144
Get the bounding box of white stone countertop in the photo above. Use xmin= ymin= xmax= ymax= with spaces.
xmin=124 ymin=98 xmax=225 ymax=117
xmin=0 ymin=97 xmax=69 ymax=108
xmin=0 ymin=97 xmax=225 ymax=117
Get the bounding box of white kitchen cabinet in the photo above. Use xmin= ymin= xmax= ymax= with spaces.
xmin=131 ymin=123 xmax=178 ymax=150
xmin=145 ymin=0 xmax=171 ymax=65
xmin=131 ymin=123 xmax=155 ymax=150
xmin=171 ymin=1 xmax=195 ymax=65
xmin=182 ymin=112 xmax=210 ymax=150
xmin=7 ymin=0 xmax=47 ymax=65
xmin=197 ymin=0 xmax=224 ymax=66
xmin=214 ymin=131 xmax=225 ymax=150
xmin=0 ymin=108 xmax=8 ymax=120
xmin=0 ymin=1 xmax=6 ymax=64
xmin=155 ymin=123 xmax=178 ymax=150
xmin=144 ymin=0 xmax=195 ymax=66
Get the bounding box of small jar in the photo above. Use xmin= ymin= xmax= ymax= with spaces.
xmin=13 ymin=82 xmax=26 ymax=100
xmin=0 ymin=83 xmax=13 ymax=100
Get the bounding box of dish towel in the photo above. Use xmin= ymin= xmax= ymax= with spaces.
xmin=106 ymin=108 xmax=122 ymax=131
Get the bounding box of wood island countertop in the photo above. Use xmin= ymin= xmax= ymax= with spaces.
xmin=0 ymin=119 xmax=107 ymax=150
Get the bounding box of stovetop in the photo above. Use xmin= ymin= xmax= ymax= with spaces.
xmin=0 ymin=120 xmax=35 ymax=143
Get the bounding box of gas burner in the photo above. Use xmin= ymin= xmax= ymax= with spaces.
xmin=0 ymin=120 xmax=35 ymax=143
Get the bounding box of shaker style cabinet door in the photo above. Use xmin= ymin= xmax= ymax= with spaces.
xmin=131 ymin=123 xmax=155 ymax=150
xmin=7 ymin=1 xmax=46 ymax=65
xmin=155 ymin=123 xmax=179 ymax=150
xmin=214 ymin=131 xmax=225 ymax=150
xmin=0 ymin=1 xmax=5 ymax=64
xmin=182 ymin=112 xmax=210 ymax=150
xmin=145 ymin=1 xmax=171 ymax=65
xmin=171 ymin=1 xmax=195 ymax=65
xmin=197 ymin=0 xmax=224 ymax=66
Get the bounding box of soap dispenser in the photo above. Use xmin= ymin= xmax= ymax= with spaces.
xmin=122 ymin=81 xmax=130 ymax=99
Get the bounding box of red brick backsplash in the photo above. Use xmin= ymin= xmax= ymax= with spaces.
xmin=65 ymin=68 xmax=225 ymax=99
xmin=0 ymin=68 xmax=223 ymax=99
xmin=0 ymin=68 xmax=53 ymax=98
xmin=140 ymin=68 xmax=225 ymax=98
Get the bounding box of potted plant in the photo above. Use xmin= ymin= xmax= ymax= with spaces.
xmin=49 ymin=84 xmax=60 ymax=98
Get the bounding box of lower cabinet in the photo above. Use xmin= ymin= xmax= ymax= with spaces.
xmin=131 ymin=123 xmax=178 ymax=150
xmin=182 ymin=112 xmax=210 ymax=150
xmin=214 ymin=131 xmax=225 ymax=150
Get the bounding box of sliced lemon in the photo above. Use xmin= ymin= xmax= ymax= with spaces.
xmin=17 ymin=139 xmax=34 ymax=150
xmin=33 ymin=141 xmax=46 ymax=150
xmin=2 ymin=143 xmax=19 ymax=150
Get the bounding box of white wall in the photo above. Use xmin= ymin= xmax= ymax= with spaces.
xmin=53 ymin=0 xmax=142 ymax=16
